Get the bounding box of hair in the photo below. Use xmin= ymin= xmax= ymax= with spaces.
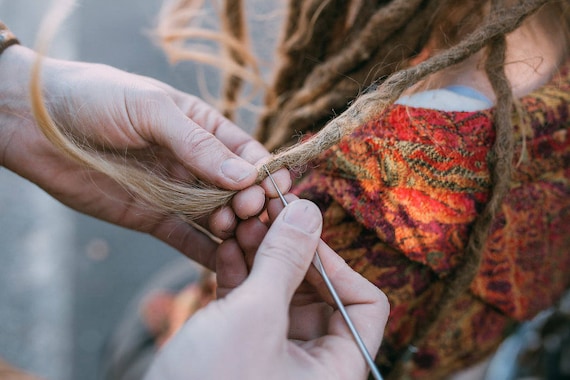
xmin=31 ymin=0 xmax=569 ymax=376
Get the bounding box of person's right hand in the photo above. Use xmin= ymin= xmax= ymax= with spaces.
xmin=145 ymin=199 xmax=389 ymax=380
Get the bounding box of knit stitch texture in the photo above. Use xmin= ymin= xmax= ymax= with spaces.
xmin=293 ymin=59 xmax=570 ymax=378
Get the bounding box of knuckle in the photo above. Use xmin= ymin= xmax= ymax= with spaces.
xmin=259 ymin=238 xmax=308 ymax=274
xmin=123 ymin=86 xmax=169 ymax=123
xmin=236 ymin=140 xmax=268 ymax=163
xmin=378 ymin=289 xmax=390 ymax=312
xmin=181 ymin=127 xmax=218 ymax=156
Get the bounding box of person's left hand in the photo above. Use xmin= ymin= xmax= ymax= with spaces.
xmin=145 ymin=199 xmax=389 ymax=380
xmin=0 ymin=45 xmax=290 ymax=267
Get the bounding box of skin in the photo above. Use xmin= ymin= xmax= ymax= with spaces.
xmin=145 ymin=199 xmax=389 ymax=380
xmin=0 ymin=44 xmax=291 ymax=269
xmin=410 ymin=8 xmax=566 ymax=103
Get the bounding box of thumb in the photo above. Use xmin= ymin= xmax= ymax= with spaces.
xmin=244 ymin=200 xmax=322 ymax=310
xmin=126 ymin=90 xmax=258 ymax=189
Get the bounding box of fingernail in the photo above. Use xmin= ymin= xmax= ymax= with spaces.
xmin=283 ymin=200 xmax=321 ymax=233
xmin=221 ymin=158 xmax=254 ymax=183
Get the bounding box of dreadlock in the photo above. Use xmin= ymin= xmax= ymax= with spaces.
xmin=259 ymin=0 xmax=428 ymax=150
xmin=219 ymin=0 xmax=248 ymax=119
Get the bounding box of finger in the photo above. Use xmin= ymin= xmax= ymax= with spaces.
xmin=129 ymin=94 xmax=258 ymax=190
xmin=149 ymin=216 xmax=219 ymax=271
xmin=232 ymin=185 xmax=265 ymax=220
xmin=183 ymin=96 xmax=270 ymax=165
xmin=235 ymin=217 xmax=268 ymax=253
xmin=259 ymin=167 xmax=292 ymax=199
xmin=235 ymin=216 xmax=269 ymax=269
xmin=308 ymin=239 xmax=389 ymax=356
xmin=242 ymin=200 xmax=323 ymax=313
xmin=251 ymin=195 xmax=300 ymax=272
xmin=138 ymin=79 xmax=266 ymax=164
xmin=216 ymin=239 xmax=248 ymax=299
xmin=208 ymin=206 xmax=237 ymax=239
xmin=266 ymin=194 xmax=299 ymax=221
xmin=139 ymin=79 xmax=263 ymax=162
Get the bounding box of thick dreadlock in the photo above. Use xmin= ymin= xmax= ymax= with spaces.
xmin=219 ymin=0 xmax=247 ymax=119
xmin=259 ymin=0 xmax=428 ymax=150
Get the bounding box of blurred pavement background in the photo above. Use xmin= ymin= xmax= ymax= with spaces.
xmin=0 ymin=0 xmax=278 ymax=379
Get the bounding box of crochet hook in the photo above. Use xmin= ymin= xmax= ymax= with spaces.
xmin=263 ymin=165 xmax=384 ymax=380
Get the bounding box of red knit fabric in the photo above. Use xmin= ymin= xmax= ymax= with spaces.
xmin=293 ymin=60 xmax=570 ymax=378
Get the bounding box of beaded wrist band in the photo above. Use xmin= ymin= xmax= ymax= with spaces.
xmin=0 ymin=22 xmax=19 ymax=55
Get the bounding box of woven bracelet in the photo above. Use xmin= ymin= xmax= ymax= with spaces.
xmin=0 ymin=22 xmax=19 ymax=55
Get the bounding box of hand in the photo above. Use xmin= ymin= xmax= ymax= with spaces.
xmin=0 ymin=45 xmax=290 ymax=267
xmin=145 ymin=199 xmax=389 ymax=380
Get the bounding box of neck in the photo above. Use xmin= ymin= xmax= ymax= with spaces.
xmin=413 ymin=17 xmax=566 ymax=102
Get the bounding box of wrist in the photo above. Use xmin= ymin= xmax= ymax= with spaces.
xmin=0 ymin=43 xmax=38 ymax=169
xmin=0 ymin=21 xmax=23 ymax=168
xmin=0 ymin=21 xmax=19 ymax=55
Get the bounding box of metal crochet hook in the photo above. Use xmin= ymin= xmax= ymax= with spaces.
xmin=263 ymin=165 xmax=383 ymax=380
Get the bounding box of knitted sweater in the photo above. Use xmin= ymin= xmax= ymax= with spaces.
xmin=293 ymin=59 xmax=570 ymax=378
